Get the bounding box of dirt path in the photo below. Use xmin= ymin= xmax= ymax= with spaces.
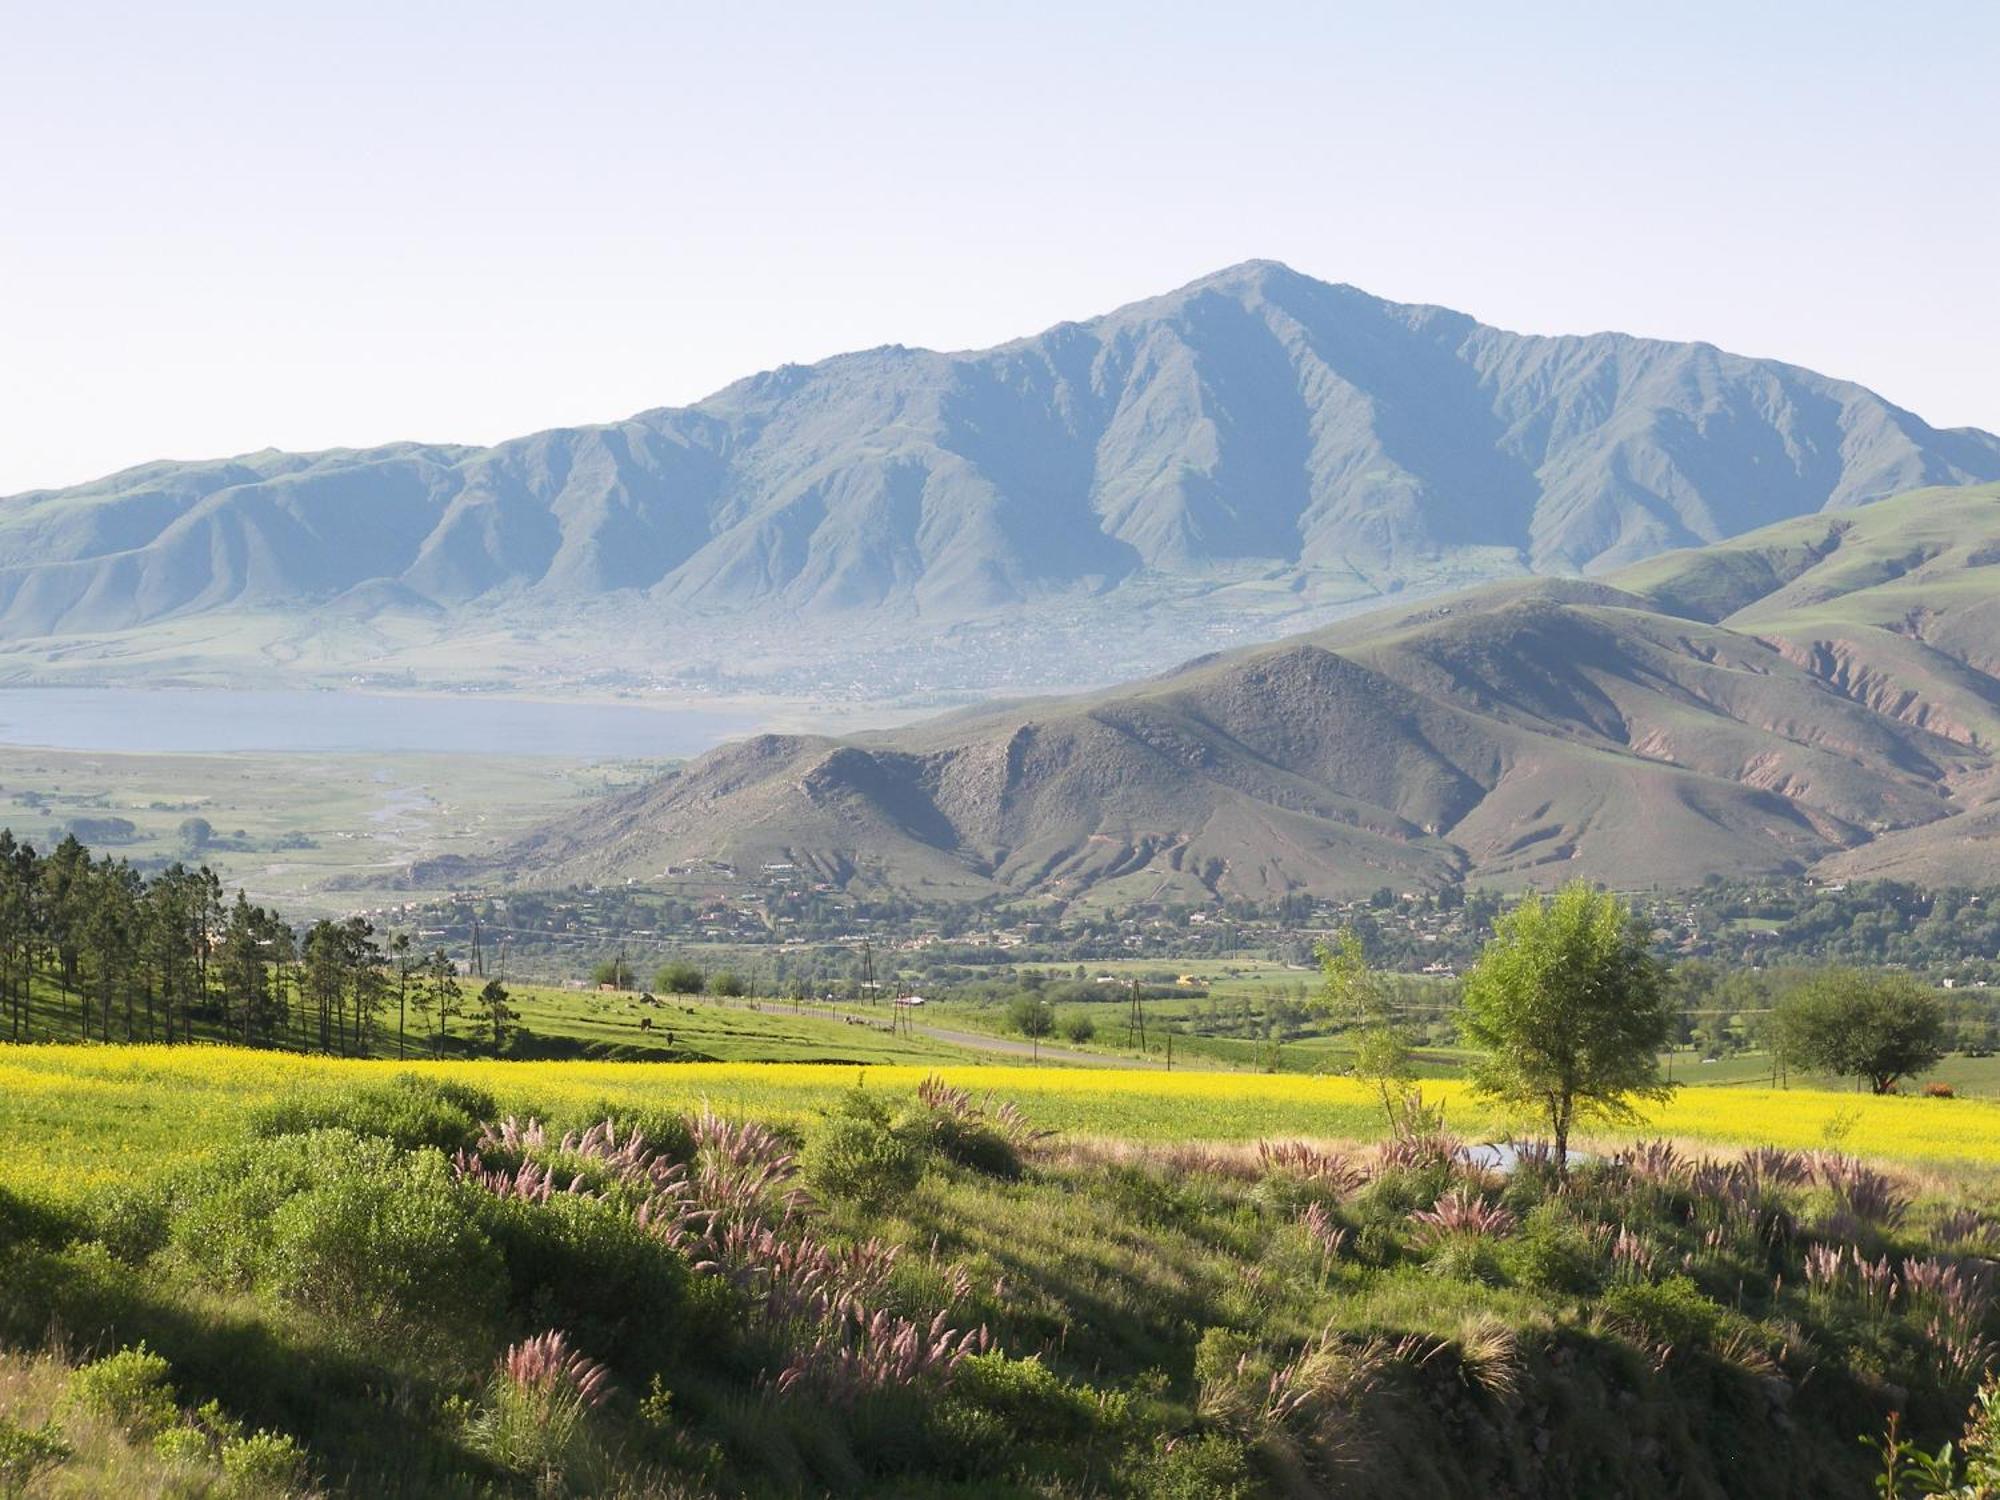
xmin=741 ymin=1000 xmax=1172 ymax=1070
xmin=904 ymin=1024 xmax=1168 ymax=1070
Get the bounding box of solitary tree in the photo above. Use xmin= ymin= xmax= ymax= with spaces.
xmin=476 ymin=979 xmax=512 ymax=1051
xmin=1772 ymin=969 xmax=1945 ymax=1094
xmin=390 ymin=932 xmax=414 ymax=1060
xmin=708 ymin=970 xmax=746 ymax=999
xmin=655 ymin=962 xmax=705 ymax=998
xmin=1008 ymin=995 xmax=1056 ymax=1061
xmin=1460 ymin=882 xmax=1674 ymax=1175
xmin=1315 ymin=927 xmax=1412 ymax=1124
xmin=426 ymin=948 xmax=462 ymax=1058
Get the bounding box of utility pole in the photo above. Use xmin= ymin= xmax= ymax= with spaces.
xmin=470 ymin=908 xmax=485 ymax=978
xmin=1125 ymin=979 xmax=1147 ymax=1055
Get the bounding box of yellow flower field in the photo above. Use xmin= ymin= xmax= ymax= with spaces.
xmin=4 ymin=1045 xmax=1999 ymax=1205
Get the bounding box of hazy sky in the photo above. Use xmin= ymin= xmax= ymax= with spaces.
xmin=3 ymin=1 xmax=1995 ymax=495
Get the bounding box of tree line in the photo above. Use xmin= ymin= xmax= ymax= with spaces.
xmin=0 ymin=829 xmax=510 ymax=1057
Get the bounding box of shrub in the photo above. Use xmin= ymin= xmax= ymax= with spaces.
xmin=898 ymin=1108 xmax=1020 ymax=1180
xmin=1601 ymin=1276 xmax=1723 ymax=1352
xmin=544 ymin=1103 xmax=695 ymax=1166
xmin=167 ymin=1129 xmax=504 ymax=1349
xmin=1061 ymin=1013 xmax=1097 ymax=1045
xmin=485 ymin=1192 xmax=691 ymax=1362
xmin=1424 ymin=1237 xmax=1504 ymax=1285
xmin=64 ymin=1343 xmax=178 ymax=1438
xmin=218 ymin=1429 xmax=310 ymax=1496
xmin=153 ymin=1425 xmax=211 ymax=1468
xmin=1355 ymin=1160 xmax=1458 ymax=1223
xmin=945 ymin=1354 xmax=1103 ymax=1444
xmin=247 ymin=1073 xmax=496 ymax=1153
xmin=88 ymin=1184 xmax=171 ymax=1264
xmin=896 ymin=1077 xmax=1043 ymax=1180
xmin=1139 ymin=1433 xmax=1256 ymax=1498
xmin=1501 ymin=1205 xmax=1604 ymax=1295
xmin=803 ymin=1104 xmax=924 ymax=1210
xmin=1409 ymin=1188 xmax=1516 ymax=1247
xmin=0 ymin=1417 xmax=73 ymax=1497
xmin=466 ymin=1333 xmax=613 ymax=1492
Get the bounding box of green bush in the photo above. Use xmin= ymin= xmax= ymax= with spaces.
xmin=802 ymin=1098 xmax=924 ymax=1209
xmin=247 ymin=1073 xmax=496 ymax=1153
xmin=1501 ymin=1205 xmax=1604 ymax=1295
xmin=1601 ymin=1275 xmax=1723 ymax=1351
xmin=0 ymin=1417 xmax=73 ymax=1497
xmin=465 ymin=1378 xmax=608 ymax=1493
xmin=89 ymin=1183 xmax=172 ymax=1263
xmin=1355 ymin=1163 xmax=1456 ymax=1222
xmin=1424 ymin=1236 xmax=1504 ymax=1286
xmin=896 ymin=1106 xmax=1022 ymax=1180
xmin=64 ymin=1343 xmax=178 ymax=1438
xmin=153 ymin=1425 xmax=210 ymax=1468
xmin=1137 ymin=1433 xmax=1255 ymax=1498
xmin=486 ymin=1192 xmax=691 ymax=1361
xmin=167 ymin=1129 xmax=504 ymax=1347
xmin=219 ymin=1430 xmax=310 ymax=1497
xmin=946 ymin=1354 xmax=1105 ymax=1443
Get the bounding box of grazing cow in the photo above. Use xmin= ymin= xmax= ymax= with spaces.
xmin=638 ymin=1016 xmax=653 ymax=1032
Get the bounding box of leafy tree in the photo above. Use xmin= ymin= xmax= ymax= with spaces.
xmin=390 ymin=933 xmax=414 ymax=1060
xmin=425 ymin=949 xmax=462 ymax=1058
xmin=217 ymin=892 xmax=282 ymax=1044
xmin=1772 ymin=969 xmax=1946 ymax=1094
xmin=177 ymin=816 xmax=214 ymax=851
xmin=1007 ymin=996 xmax=1055 ymax=1060
xmin=1061 ymin=1012 xmax=1096 ymax=1044
xmin=592 ymin=957 xmax=636 ymax=990
xmin=655 ymin=962 xmax=704 ymax=997
xmin=1315 ymin=927 xmax=1411 ymax=1122
xmin=1460 ymin=882 xmax=1674 ymax=1174
xmin=708 ymin=970 xmax=746 ymax=998
xmin=476 ymin=979 xmax=512 ymax=1049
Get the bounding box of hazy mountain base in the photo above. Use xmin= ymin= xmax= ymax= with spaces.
xmin=434 ymin=484 xmax=2000 ymax=903
xmin=0 ymin=552 xmax=1517 ymax=706
xmin=5 ymin=260 xmax=1996 ymax=695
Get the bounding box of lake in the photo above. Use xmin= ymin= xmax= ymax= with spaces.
xmin=0 ymin=688 xmax=764 ymax=759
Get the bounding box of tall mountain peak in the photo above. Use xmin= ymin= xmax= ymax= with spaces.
xmin=3 ymin=265 xmax=1996 ymax=692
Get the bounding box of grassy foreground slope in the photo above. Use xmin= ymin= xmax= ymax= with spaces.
xmin=5 ymin=1048 xmax=2000 ymax=1496
xmin=7 ymin=1047 xmax=2000 ymax=1209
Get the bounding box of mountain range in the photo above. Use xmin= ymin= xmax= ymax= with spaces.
xmin=435 ymin=483 xmax=2000 ymax=900
xmin=6 ymin=261 xmax=1999 ymax=694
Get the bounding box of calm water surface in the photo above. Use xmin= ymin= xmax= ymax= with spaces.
xmin=0 ymin=688 xmax=762 ymax=759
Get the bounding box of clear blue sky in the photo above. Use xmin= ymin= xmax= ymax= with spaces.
xmin=3 ymin=1 xmax=1994 ymax=493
